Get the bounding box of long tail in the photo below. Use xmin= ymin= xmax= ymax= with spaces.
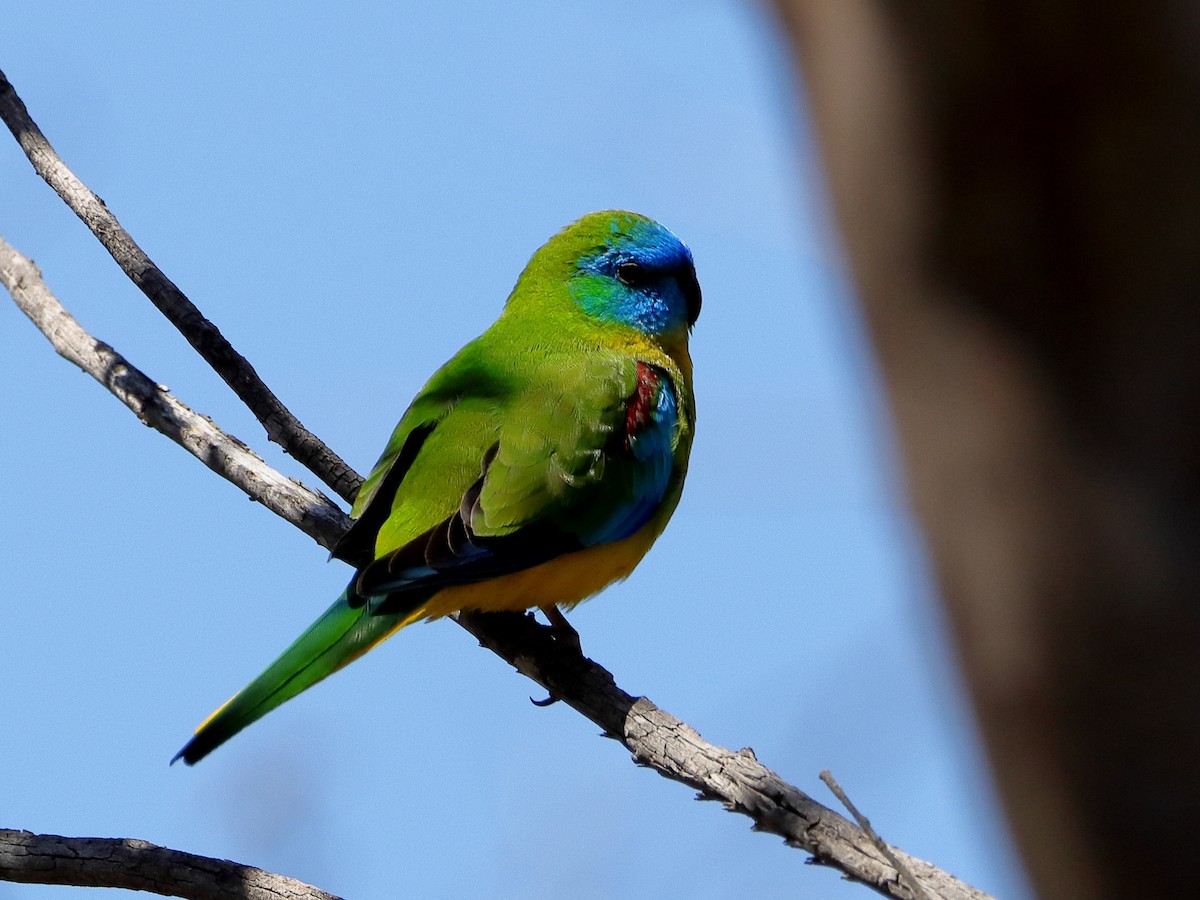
xmin=173 ymin=585 xmax=431 ymax=765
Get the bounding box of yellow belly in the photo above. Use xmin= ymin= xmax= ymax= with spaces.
xmin=417 ymin=522 xmax=662 ymax=621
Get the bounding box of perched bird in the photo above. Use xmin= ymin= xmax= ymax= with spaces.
xmin=174 ymin=210 xmax=701 ymax=765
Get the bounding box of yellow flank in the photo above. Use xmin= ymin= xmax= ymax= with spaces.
xmin=418 ymin=518 xmax=666 ymax=621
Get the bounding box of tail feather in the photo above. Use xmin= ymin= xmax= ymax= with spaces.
xmin=173 ymin=586 xmax=429 ymax=765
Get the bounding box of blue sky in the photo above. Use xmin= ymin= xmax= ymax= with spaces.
xmin=1 ymin=3 xmax=1029 ymax=898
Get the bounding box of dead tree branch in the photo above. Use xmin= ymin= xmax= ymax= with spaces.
xmin=0 ymin=235 xmax=349 ymax=552
xmin=0 ymin=68 xmax=992 ymax=900
xmin=0 ymin=829 xmax=341 ymax=900
xmin=822 ymin=770 xmax=933 ymax=900
xmin=1 ymin=234 xmax=990 ymax=900
xmin=0 ymin=67 xmax=360 ymax=503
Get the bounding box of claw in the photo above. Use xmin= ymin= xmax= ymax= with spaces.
xmin=531 ymin=694 xmax=560 ymax=707
xmin=539 ymin=604 xmax=582 ymax=654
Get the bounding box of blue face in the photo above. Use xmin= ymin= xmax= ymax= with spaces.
xmin=572 ymin=218 xmax=702 ymax=336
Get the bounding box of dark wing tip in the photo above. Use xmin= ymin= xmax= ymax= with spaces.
xmin=332 ymin=422 xmax=437 ymax=568
xmin=171 ymin=734 xmax=212 ymax=767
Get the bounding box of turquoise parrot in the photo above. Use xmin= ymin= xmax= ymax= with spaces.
xmin=174 ymin=210 xmax=700 ymax=764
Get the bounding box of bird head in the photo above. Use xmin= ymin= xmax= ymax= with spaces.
xmin=511 ymin=211 xmax=701 ymax=341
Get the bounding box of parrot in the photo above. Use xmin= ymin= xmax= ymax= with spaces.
xmin=173 ymin=209 xmax=700 ymax=765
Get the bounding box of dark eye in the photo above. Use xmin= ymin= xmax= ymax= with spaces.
xmin=616 ymin=261 xmax=650 ymax=287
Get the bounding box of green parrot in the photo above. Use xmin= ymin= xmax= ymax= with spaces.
xmin=174 ymin=210 xmax=701 ymax=764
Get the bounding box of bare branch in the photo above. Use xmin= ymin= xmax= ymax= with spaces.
xmin=822 ymin=770 xmax=933 ymax=900
xmin=0 ymin=66 xmax=360 ymax=503
xmin=2 ymin=232 xmax=990 ymax=899
xmin=0 ymin=237 xmax=349 ymax=551
xmin=0 ymin=63 xmax=996 ymax=897
xmin=0 ymin=829 xmax=342 ymax=900
xmin=461 ymin=611 xmax=991 ymax=900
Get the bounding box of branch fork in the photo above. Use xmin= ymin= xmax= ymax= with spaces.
xmin=0 ymin=66 xmax=991 ymax=900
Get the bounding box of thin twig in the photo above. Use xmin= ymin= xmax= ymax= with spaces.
xmin=822 ymin=770 xmax=934 ymax=900
xmin=0 ymin=829 xmax=341 ymax=900
xmin=0 ymin=67 xmax=361 ymax=503
xmin=1 ymin=233 xmax=992 ymax=900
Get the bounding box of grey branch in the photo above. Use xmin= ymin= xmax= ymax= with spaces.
xmin=0 ymin=829 xmax=341 ymax=900
xmin=0 ymin=66 xmax=360 ymax=504
xmin=0 ymin=237 xmax=349 ymax=553
xmin=460 ymin=612 xmax=991 ymax=900
xmin=0 ymin=76 xmax=992 ymax=900
xmin=822 ymin=770 xmax=933 ymax=900
xmin=0 ymin=237 xmax=989 ymax=900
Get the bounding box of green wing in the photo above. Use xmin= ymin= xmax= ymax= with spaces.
xmin=348 ymin=346 xmax=651 ymax=597
xmin=331 ymin=339 xmax=516 ymax=568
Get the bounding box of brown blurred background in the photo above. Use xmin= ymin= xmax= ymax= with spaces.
xmin=772 ymin=3 xmax=1200 ymax=897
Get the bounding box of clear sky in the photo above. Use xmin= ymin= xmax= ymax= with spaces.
xmin=1 ymin=3 xmax=1029 ymax=898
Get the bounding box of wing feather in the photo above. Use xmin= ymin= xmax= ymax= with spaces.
xmin=349 ymin=352 xmax=680 ymax=610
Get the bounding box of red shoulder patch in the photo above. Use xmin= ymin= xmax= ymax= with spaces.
xmin=623 ymin=361 xmax=660 ymax=453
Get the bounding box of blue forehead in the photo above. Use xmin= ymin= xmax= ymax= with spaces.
xmin=571 ymin=217 xmax=696 ymax=335
xmin=588 ymin=216 xmax=694 ymax=273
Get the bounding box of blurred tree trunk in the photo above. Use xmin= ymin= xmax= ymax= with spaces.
xmin=772 ymin=3 xmax=1200 ymax=897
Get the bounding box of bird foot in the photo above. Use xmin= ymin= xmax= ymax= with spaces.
xmin=539 ymin=604 xmax=582 ymax=655
xmin=529 ymin=606 xmax=582 ymax=708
